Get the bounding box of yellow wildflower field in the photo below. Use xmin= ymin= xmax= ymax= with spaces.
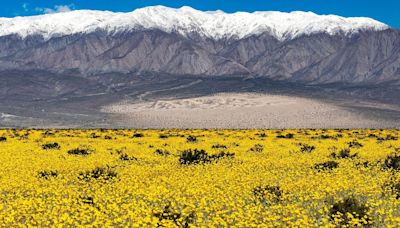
xmin=0 ymin=129 xmax=400 ymax=226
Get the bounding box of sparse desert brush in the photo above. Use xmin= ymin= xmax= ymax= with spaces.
xmin=0 ymin=129 xmax=399 ymax=226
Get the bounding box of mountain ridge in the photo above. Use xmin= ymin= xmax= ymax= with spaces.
xmin=0 ymin=6 xmax=389 ymax=41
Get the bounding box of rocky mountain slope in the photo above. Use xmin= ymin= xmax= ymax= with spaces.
xmin=0 ymin=6 xmax=398 ymax=86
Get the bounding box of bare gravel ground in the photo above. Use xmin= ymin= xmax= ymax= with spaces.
xmin=102 ymin=93 xmax=400 ymax=129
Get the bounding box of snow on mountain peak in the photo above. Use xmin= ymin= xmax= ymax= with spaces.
xmin=0 ymin=6 xmax=389 ymax=41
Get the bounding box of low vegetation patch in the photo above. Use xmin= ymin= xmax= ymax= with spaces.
xmin=179 ymin=149 xmax=234 ymax=165
xmin=253 ymin=185 xmax=283 ymax=204
xmin=331 ymin=148 xmax=358 ymax=159
xmin=0 ymin=136 xmax=6 ymax=142
xmin=299 ymin=143 xmax=315 ymax=153
xmin=329 ymin=197 xmax=370 ymax=226
xmin=153 ymin=203 xmax=195 ymax=227
xmin=186 ymin=135 xmax=197 ymax=143
xmin=276 ymin=133 xmax=294 ymax=139
xmin=383 ymin=155 xmax=400 ymax=171
xmin=78 ymin=166 xmax=117 ymax=181
xmin=315 ymin=161 xmax=339 ymax=171
xmin=249 ymin=144 xmax=264 ymax=153
xmin=38 ymin=170 xmax=58 ymax=179
xmin=155 ymin=149 xmax=170 ymax=156
xmin=42 ymin=142 xmax=60 ymax=150
xmin=67 ymin=147 xmax=94 ymax=156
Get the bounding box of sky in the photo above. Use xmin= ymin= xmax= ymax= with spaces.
xmin=3 ymin=0 xmax=399 ymax=28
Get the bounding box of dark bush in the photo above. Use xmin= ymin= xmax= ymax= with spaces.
xmin=331 ymin=148 xmax=358 ymax=159
xmin=276 ymin=133 xmax=294 ymax=139
xmin=329 ymin=197 xmax=370 ymax=225
xmin=179 ymin=149 xmax=234 ymax=165
xmin=300 ymin=144 xmax=315 ymax=153
xmin=257 ymin=133 xmax=267 ymax=138
xmin=153 ymin=203 xmax=195 ymax=227
xmin=159 ymin=134 xmax=169 ymax=139
xmin=0 ymin=136 xmax=6 ymax=142
xmin=209 ymin=151 xmax=235 ymax=161
xmin=186 ymin=135 xmax=197 ymax=143
xmin=133 ymin=133 xmax=144 ymax=138
xmin=81 ymin=196 xmax=95 ymax=205
xmin=348 ymin=140 xmax=363 ymax=148
xmin=383 ymin=155 xmax=400 ymax=171
xmin=89 ymin=133 xmax=100 ymax=138
xmin=212 ymin=144 xmax=227 ymax=149
xmin=42 ymin=142 xmax=60 ymax=150
xmin=179 ymin=149 xmax=209 ymax=165
xmin=249 ymin=144 xmax=264 ymax=153
xmin=119 ymin=153 xmax=137 ymax=161
xmin=155 ymin=149 xmax=170 ymax=156
xmin=315 ymin=161 xmax=339 ymax=171
xmin=253 ymin=185 xmax=283 ymax=204
xmin=38 ymin=170 xmax=58 ymax=179
xmin=104 ymin=135 xmax=113 ymax=140
xmin=78 ymin=166 xmax=117 ymax=181
xmin=67 ymin=147 xmax=93 ymax=156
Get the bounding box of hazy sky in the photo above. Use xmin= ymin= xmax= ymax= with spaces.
xmin=4 ymin=0 xmax=399 ymax=28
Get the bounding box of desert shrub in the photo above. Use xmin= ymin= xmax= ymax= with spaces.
xmin=153 ymin=203 xmax=195 ymax=227
xmin=67 ymin=147 xmax=94 ymax=156
xmin=42 ymin=142 xmax=60 ymax=150
xmin=331 ymin=148 xmax=358 ymax=159
xmin=133 ymin=133 xmax=144 ymax=138
xmin=212 ymin=144 xmax=227 ymax=149
xmin=78 ymin=166 xmax=117 ymax=181
xmin=104 ymin=135 xmax=113 ymax=140
xmin=81 ymin=196 xmax=95 ymax=205
xmin=186 ymin=135 xmax=197 ymax=143
xmin=348 ymin=140 xmax=363 ymax=148
xmin=179 ymin=149 xmax=234 ymax=165
xmin=42 ymin=131 xmax=55 ymax=137
xmin=299 ymin=144 xmax=315 ymax=153
xmin=89 ymin=133 xmax=100 ymax=138
xmin=276 ymin=133 xmax=294 ymax=139
xmin=119 ymin=153 xmax=137 ymax=161
xmin=0 ymin=136 xmax=6 ymax=142
xmin=209 ymin=151 xmax=235 ymax=161
xmin=329 ymin=197 xmax=370 ymax=225
xmin=253 ymin=185 xmax=283 ymax=204
xmin=159 ymin=134 xmax=169 ymax=139
xmin=315 ymin=161 xmax=339 ymax=171
xmin=179 ymin=149 xmax=209 ymax=165
xmin=38 ymin=170 xmax=58 ymax=179
xmin=256 ymin=133 xmax=267 ymax=138
xmin=155 ymin=149 xmax=170 ymax=156
xmin=249 ymin=144 xmax=264 ymax=153
xmin=377 ymin=135 xmax=398 ymax=142
xmin=383 ymin=155 xmax=400 ymax=171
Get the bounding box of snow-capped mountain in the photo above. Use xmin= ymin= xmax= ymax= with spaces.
xmin=0 ymin=6 xmax=399 ymax=86
xmin=0 ymin=6 xmax=389 ymax=41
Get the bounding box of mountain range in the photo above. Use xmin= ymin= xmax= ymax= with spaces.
xmin=0 ymin=6 xmax=398 ymax=84
xmin=0 ymin=6 xmax=399 ymax=128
